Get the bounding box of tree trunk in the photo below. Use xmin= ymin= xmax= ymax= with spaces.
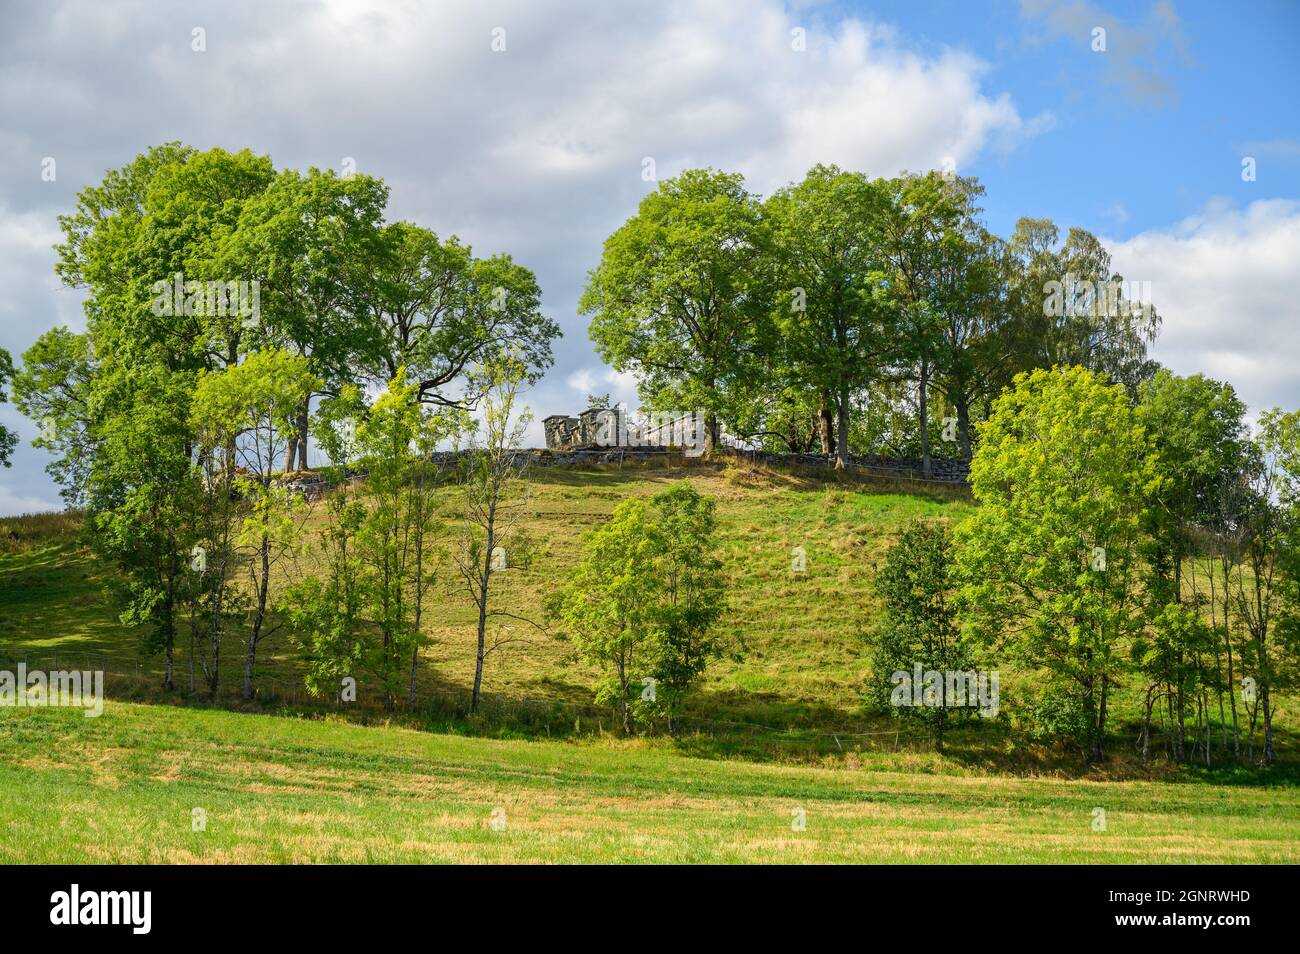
xmin=162 ymin=568 xmax=176 ymax=692
xmin=1221 ymin=559 xmax=1240 ymax=757
xmin=471 ymin=528 xmax=493 ymax=714
xmin=955 ymin=395 xmax=972 ymax=458
xmin=296 ymin=406 xmax=310 ymax=471
xmin=242 ymin=633 xmax=258 ymax=702
xmin=918 ymin=361 xmax=932 ymax=478
xmin=816 ymin=390 xmax=834 ymax=456
xmin=703 ymin=413 xmax=718 ymax=456
xmin=242 ymin=536 xmax=271 ymax=701
xmin=835 ymin=382 xmax=851 ymax=469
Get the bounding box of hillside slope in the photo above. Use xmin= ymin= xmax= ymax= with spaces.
xmin=1 ymin=459 xmax=1293 ymax=770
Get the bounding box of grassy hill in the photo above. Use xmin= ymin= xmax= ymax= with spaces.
xmin=1 ymin=458 xmax=1297 ymax=863
xmin=2 ymin=458 xmax=1295 ymax=767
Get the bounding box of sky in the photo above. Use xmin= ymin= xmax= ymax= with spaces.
xmin=1 ymin=0 xmax=1298 ymax=514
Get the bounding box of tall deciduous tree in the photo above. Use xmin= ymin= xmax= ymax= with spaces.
xmin=764 ymin=165 xmax=891 ymax=468
xmin=1006 ymin=218 xmax=1161 ymax=392
xmin=356 ymin=370 xmax=457 ymax=709
xmin=89 ymin=361 xmax=198 ymax=692
xmin=955 ymin=366 xmax=1160 ymax=762
xmin=1233 ymin=408 xmax=1300 ymax=765
xmin=219 ymin=166 xmax=390 ymax=470
xmin=192 ymin=349 xmax=320 ymax=699
xmin=879 ymin=172 xmax=1005 ymax=472
xmin=1137 ymin=371 xmax=1251 ymax=760
xmin=583 ymin=168 xmax=771 ymax=454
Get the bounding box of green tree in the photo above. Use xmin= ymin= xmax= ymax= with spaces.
xmin=191 ymin=349 xmax=319 ymax=699
xmin=550 ymin=497 xmax=662 ymax=734
xmin=88 ymin=361 xmax=198 ymax=692
xmin=644 ymin=482 xmax=729 ymax=730
xmin=582 ymin=168 xmax=771 ymax=454
xmin=0 ymin=348 xmax=17 ymax=467
xmin=879 ymin=173 xmax=1006 ymax=472
xmin=353 ymin=370 xmax=457 ymax=709
xmin=362 ymin=221 xmax=559 ymax=411
xmin=955 ymin=366 xmax=1159 ymax=762
xmin=221 ymin=166 xmax=390 ymax=469
xmin=13 ymin=328 xmax=95 ymax=502
xmin=1006 ymin=218 xmax=1161 ymax=392
xmin=1232 ymin=408 xmax=1300 ymax=765
xmin=550 ymin=482 xmax=729 ymax=735
xmin=454 ymin=354 xmax=537 ymax=714
xmin=1137 ymin=371 xmax=1251 ymax=759
xmin=764 ymin=165 xmax=891 ymax=467
xmin=871 ymin=520 xmax=972 ymax=752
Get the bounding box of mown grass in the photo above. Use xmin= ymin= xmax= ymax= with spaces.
xmin=2 ymin=702 xmax=1295 ymax=864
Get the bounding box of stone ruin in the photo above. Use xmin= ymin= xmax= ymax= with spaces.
xmin=543 ymin=407 xmax=620 ymax=451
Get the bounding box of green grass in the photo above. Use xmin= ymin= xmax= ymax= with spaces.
xmin=3 ymin=701 xmax=1295 ymax=863
xmin=0 ymin=458 xmax=1293 ymax=769
xmin=1 ymin=460 xmax=987 ymax=759
xmin=0 ymin=459 xmax=1295 ymax=863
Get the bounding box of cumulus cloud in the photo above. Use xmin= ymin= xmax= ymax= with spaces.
xmin=1107 ymin=198 xmax=1300 ymax=414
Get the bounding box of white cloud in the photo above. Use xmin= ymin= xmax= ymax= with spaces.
xmin=1107 ymin=198 xmax=1300 ymax=413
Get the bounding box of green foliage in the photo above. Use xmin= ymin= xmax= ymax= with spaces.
xmin=763 ymin=165 xmax=891 ymax=464
xmin=363 ymin=222 xmax=559 ymax=408
xmin=12 ymin=328 xmax=94 ymax=501
xmin=956 ymin=366 xmax=1161 ymax=761
xmin=871 ymin=519 xmax=972 ymax=749
xmin=287 ymin=371 xmax=457 ymax=709
xmin=549 ymin=497 xmax=661 ymax=732
xmin=550 ymin=481 xmax=730 ymax=734
xmin=285 ymin=490 xmax=367 ymax=698
xmin=582 ymin=168 xmax=770 ymax=450
xmin=1005 ymin=218 xmax=1161 ymax=392
xmin=0 ymin=348 xmax=16 ymax=468
xmin=643 ymin=482 xmax=729 ymax=725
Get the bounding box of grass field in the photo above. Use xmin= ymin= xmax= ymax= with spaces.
xmin=3 ymin=701 xmax=1296 ymax=863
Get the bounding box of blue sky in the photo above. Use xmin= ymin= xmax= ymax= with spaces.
xmin=830 ymin=0 xmax=1300 ymax=238
xmin=1 ymin=0 xmax=1298 ymax=513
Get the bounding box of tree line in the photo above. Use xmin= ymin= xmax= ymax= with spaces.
xmin=582 ymin=165 xmax=1160 ymax=471
xmin=877 ymin=366 xmax=1300 ymax=766
xmin=3 ymin=147 xmax=1296 ymax=765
